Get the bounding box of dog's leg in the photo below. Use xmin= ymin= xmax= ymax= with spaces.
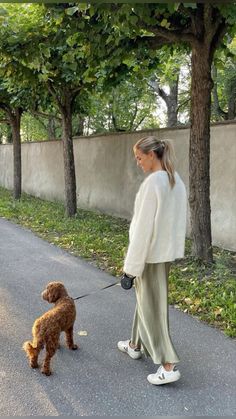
xmin=41 ymin=337 xmax=58 ymax=376
xmin=65 ymin=327 xmax=78 ymax=350
xmin=22 ymin=340 xmax=43 ymax=369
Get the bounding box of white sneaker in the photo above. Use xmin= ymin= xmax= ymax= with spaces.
xmin=147 ymin=365 xmax=181 ymax=385
xmin=117 ymin=340 xmax=142 ymax=360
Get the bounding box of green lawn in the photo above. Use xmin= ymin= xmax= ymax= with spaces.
xmin=0 ymin=186 xmax=235 ymax=338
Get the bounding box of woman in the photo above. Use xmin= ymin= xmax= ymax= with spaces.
xmin=118 ymin=136 xmax=187 ymax=385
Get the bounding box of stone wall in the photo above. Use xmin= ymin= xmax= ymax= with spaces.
xmin=0 ymin=121 xmax=235 ymax=250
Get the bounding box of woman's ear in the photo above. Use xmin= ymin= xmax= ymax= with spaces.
xmin=149 ymin=150 xmax=155 ymax=159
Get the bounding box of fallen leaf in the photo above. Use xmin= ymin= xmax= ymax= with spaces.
xmin=184 ymin=297 xmax=192 ymax=305
xmin=214 ymin=307 xmax=223 ymax=317
xmin=78 ymin=330 xmax=88 ymax=336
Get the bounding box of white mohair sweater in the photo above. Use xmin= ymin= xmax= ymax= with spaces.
xmin=124 ymin=171 xmax=187 ymax=277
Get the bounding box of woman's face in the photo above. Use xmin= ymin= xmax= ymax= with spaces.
xmin=134 ymin=148 xmax=156 ymax=173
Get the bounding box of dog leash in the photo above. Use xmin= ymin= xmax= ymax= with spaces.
xmin=73 ymin=280 xmax=120 ymax=301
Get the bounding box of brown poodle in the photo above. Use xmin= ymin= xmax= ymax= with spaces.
xmin=23 ymin=281 xmax=78 ymax=376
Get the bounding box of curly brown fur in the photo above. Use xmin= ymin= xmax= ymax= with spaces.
xmin=23 ymin=282 xmax=78 ymax=376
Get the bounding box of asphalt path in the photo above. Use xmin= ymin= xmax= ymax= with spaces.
xmin=0 ymin=217 xmax=235 ymax=416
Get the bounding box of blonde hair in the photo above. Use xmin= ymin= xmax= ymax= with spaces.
xmin=134 ymin=136 xmax=176 ymax=188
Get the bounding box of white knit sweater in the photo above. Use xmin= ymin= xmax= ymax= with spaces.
xmin=124 ymin=171 xmax=187 ymax=277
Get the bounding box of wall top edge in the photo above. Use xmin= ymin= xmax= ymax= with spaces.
xmin=74 ymin=119 xmax=236 ymax=141
xmin=0 ymin=120 xmax=235 ymax=146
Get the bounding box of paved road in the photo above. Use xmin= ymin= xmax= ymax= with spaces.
xmin=0 ymin=217 xmax=235 ymax=416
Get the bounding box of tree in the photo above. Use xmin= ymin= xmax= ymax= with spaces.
xmin=94 ymin=3 xmax=236 ymax=263
xmin=0 ymin=4 xmax=100 ymax=216
xmin=0 ymin=4 xmax=46 ymax=199
xmin=149 ymin=75 xmax=179 ymax=127
xmin=148 ymin=48 xmax=190 ymax=127
xmin=0 ymin=83 xmax=24 ymax=199
xmin=0 ymin=3 xmax=138 ymax=214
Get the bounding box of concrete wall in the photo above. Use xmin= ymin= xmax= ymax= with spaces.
xmin=0 ymin=122 xmax=235 ymax=251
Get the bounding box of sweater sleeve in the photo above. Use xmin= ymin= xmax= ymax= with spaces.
xmin=123 ymin=178 xmax=157 ymax=277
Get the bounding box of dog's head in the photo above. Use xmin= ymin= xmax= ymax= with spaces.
xmin=42 ymin=282 xmax=68 ymax=303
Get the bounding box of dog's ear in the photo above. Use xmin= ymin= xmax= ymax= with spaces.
xmin=48 ymin=288 xmax=59 ymax=303
xmin=48 ymin=283 xmax=67 ymax=303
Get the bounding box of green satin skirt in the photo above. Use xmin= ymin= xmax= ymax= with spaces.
xmin=131 ymin=262 xmax=180 ymax=365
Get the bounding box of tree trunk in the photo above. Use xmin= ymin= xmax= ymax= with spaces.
xmin=48 ymin=116 xmax=57 ymax=140
xmin=189 ymin=43 xmax=213 ymax=262
xmin=10 ymin=108 xmax=22 ymax=200
xmin=149 ymin=77 xmax=179 ymax=127
xmin=6 ymin=125 xmax=13 ymax=144
xmin=61 ymin=101 xmax=77 ymax=217
xmin=166 ymin=78 xmax=179 ymax=127
xmin=74 ymin=116 xmax=84 ymax=136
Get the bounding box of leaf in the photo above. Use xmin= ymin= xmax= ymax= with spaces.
xmin=78 ymin=330 xmax=88 ymax=336
xmin=160 ymin=19 xmax=168 ymax=28
xmin=122 ymin=58 xmax=136 ymax=67
xmin=89 ymin=6 xmax=95 ymax=17
xmin=66 ymin=6 xmax=79 ymax=16
xmin=78 ymin=4 xmax=89 ymax=12
xmin=184 ymin=297 xmax=192 ymax=305
xmin=214 ymin=307 xmax=223 ymax=317
xmin=193 ymin=298 xmax=201 ymax=306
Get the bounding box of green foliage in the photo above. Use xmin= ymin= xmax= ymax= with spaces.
xmin=0 ymin=122 xmax=11 ymax=144
xmin=84 ymin=78 xmax=159 ymax=134
xmin=20 ymin=113 xmax=49 ymax=142
xmin=0 ymin=186 xmax=235 ymax=338
xmin=169 ymin=254 xmax=236 ymax=338
xmin=212 ymin=36 xmax=236 ymax=121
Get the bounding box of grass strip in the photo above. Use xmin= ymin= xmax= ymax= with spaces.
xmin=0 ymin=186 xmax=235 ymax=338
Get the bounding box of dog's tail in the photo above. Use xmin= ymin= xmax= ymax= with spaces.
xmin=22 ymin=341 xmax=34 ymax=354
xmin=23 ymin=339 xmax=44 ymax=351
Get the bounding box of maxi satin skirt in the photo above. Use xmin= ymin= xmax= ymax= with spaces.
xmin=131 ymin=262 xmax=180 ymax=365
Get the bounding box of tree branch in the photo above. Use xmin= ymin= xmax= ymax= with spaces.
xmin=210 ymin=20 xmax=227 ymax=61
xmin=177 ymin=97 xmax=191 ymax=113
xmin=0 ymin=102 xmax=11 ymax=115
xmin=31 ymin=110 xmax=62 ymax=122
xmin=204 ymin=5 xmax=220 ymax=45
xmin=143 ymin=24 xmax=196 ymax=47
xmin=149 ymin=79 xmax=168 ymax=101
xmin=129 ymin=102 xmax=138 ymax=131
xmin=47 ymin=81 xmax=64 ymax=113
xmin=133 ymin=115 xmax=147 ymax=131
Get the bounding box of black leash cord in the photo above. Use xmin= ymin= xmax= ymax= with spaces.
xmin=73 ymin=280 xmax=120 ymax=301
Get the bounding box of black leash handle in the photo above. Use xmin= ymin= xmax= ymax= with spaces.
xmin=73 ymin=280 xmax=120 ymax=301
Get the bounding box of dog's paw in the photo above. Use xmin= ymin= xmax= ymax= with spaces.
xmin=30 ymin=361 xmax=39 ymax=369
xmin=70 ymin=344 xmax=78 ymax=350
xmin=41 ymin=368 xmax=52 ymax=376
